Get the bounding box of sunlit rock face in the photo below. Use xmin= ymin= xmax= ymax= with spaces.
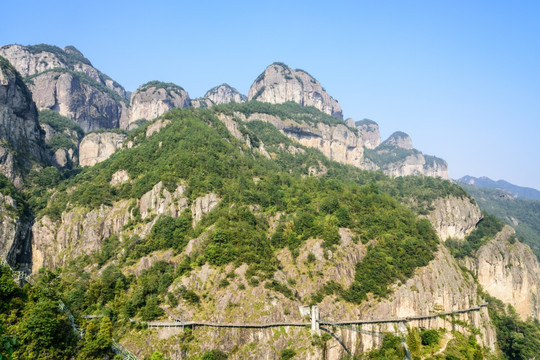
xmin=248 ymin=62 xmax=343 ymax=119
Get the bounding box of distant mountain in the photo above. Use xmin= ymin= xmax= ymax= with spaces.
xmin=459 ymin=175 xmax=540 ymax=200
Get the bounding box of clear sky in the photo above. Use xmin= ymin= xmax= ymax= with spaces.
xmin=2 ymin=0 xmax=540 ymax=189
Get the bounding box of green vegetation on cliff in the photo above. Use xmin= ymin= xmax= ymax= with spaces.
xmin=459 ymin=183 xmax=540 ymax=260
xmin=15 ymin=103 xmax=494 ymax=359
xmin=31 ymin=106 xmax=456 ymax=327
xmin=446 ymin=214 xmax=505 ymax=258
xmin=215 ymin=100 xmax=348 ymax=127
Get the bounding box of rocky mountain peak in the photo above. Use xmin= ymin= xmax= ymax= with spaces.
xmin=129 ymin=80 xmax=191 ymax=125
xmin=248 ymin=62 xmax=343 ymax=119
xmin=0 ymin=44 xmax=129 ymax=131
xmin=204 ymin=83 xmax=247 ymax=105
xmin=382 ymin=131 xmax=413 ymax=150
xmin=355 ymin=119 xmax=381 ymax=149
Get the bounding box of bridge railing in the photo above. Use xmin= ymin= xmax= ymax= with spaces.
xmin=112 ymin=339 xmax=139 ymax=360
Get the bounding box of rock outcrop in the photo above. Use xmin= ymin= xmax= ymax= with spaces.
xmin=355 ymin=119 xmax=380 ymax=149
xmin=217 ymin=111 xmax=448 ymax=178
xmin=466 ymin=226 xmax=540 ymax=319
xmin=129 ymin=81 xmax=191 ymax=124
xmin=0 ymin=44 xmax=129 ymax=131
xmin=381 ymin=131 xmax=413 ymax=150
xmin=78 ymin=132 xmax=126 ymax=166
xmin=220 ymin=112 xmax=365 ymax=167
xmin=190 ymin=97 xmax=214 ymax=109
xmin=364 ymin=132 xmax=449 ymax=178
xmin=31 ymin=180 xmax=190 ymax=272
xmin=426 ymin=196 xmax=482 ymax=241
xmin=248 ymin=62 xmax=343 ymax=119
xmin=0 ymin=44 xmax=126 ymax=98
xmin=204 ymin=83 xmax=247 ymax=105
xmin=0 ymin=194 xmax=24 ymax=265
xmin=27 ymin=70 xmax=128 ymax=131
xmin=133 ymin=238 xmax=496 ymax=359
xmin=0 ymin=56 xmax=48 ymax=187
xmin=38 ymin=109 xmax=83 ymax=168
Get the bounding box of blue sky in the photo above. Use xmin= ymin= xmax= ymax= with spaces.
xmin=2 ymin=0 xmax=540 ymax=189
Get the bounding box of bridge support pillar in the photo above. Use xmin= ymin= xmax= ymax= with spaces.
xmin=311 ymin=305 xmax=320 ymax=335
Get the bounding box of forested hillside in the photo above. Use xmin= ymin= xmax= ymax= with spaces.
xmin=459 ymin=183 xmax=540 ymax=260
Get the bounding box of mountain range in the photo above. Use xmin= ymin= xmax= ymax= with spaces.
xmin=1 ymin=44 xmax=539 ymax=360
xmin=459 ymin=175 xmax=540 ymax=201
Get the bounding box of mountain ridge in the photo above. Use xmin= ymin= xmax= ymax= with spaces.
xmin=459 ymin=175 xmax=540 ymax=200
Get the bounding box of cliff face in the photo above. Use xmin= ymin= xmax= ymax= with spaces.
xmin=129 ymin=82 xmax=191 ymax=124
xmin=217 ymin=110 xmax=449 ymax=179
xmin=27 ymin=71 xmax=128 ymax=131
xmin=204 ymin=84 xmax=247 ymax=105
xmin=219 ymin=112 xmax=365 ymax=167
xmin=78 ymin=132 xmax=126 ymax=166
xmin=466 ymin=226 xmax=540 ymax=320
xmin=0 ymin=44 xmax=128 ymax=131
xmin=355 ymin=119 xmax=380 ymax=149
xmin=122 ymin=237 xmax=495 ymax=359
xmin=0 ymin=44 xmax=126 ymax=98
xmin=248 ymin=63 xmax=343 ymax=119
xmin=0 ymin=56 xmax=48 ymax=187
xmin=426 ymin=196 xmax=482 ymax=241
xmin=364 ymin=132 xmax=449 ymax=179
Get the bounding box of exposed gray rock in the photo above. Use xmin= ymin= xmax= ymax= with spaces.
xmin=204 ymin=84 xmax=247 ymax=105
xmin=110 ymin=169 xmax=130 ymax=186
xmin=466 ymin=226 xmax=540 ymax=319
xmin=0 ymin=45 xmax=129 ymax=131
xmin=0 ymin=44 xmax=127 ymax=98
xmin=79 ymin=132 xmax=126 ymax=166
xmin=382 ymin=131 xmax=413 ymax=150
xmin=139 ymin=181 xmax=187 ymax=219
xmin=146 ymin=118 xmax=171 ymax=137
xmin=248 ymin=62 xmax=343 ymax=119
xmin=0 ymin=56 xmax=48 ymax=186
xmin=426 ymin=196 xmax=482 ymax=241
xmin=0 ymin=194 xmax=21 ymax=264
xmin=192 ymin=193 xmax=220 ymax=226
xmin=129 ymin=81 xmax=191 ymax=125
xmin=355 ymin=119 xmax=381 ymax=149
xmin=27 ymin=71 xmax=128 ymax=131
xmin=190 ymin=97 xmax=214 ymax=109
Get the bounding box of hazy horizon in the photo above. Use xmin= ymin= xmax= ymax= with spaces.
xmin=2 ymin=0 xmax=539 ymax=190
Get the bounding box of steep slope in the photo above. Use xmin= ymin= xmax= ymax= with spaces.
xmin=78 ymin=131 xmax=127 ymax=166
xmin=214 ymin=101 xmax=448 ymax=179
xmin=248 ymin=62 xmax=343 ymax=119
xmin=38 ymin=109 xmax=84 ymax=168
xmin=466 ymin=226 xmax=540 ymax=319
xmin=0 ymin=44 xmax=129 ymax=131
xmin=355 ymin=119 xmax=381 ymax=149
xmin=460 ymin=182 xmax=540 ymax=260
xmin=129 ymin=81 xmax=191 ymax=125
xmin=27 ymin=106 xmax=503 ymax=359
xmin=0 ymin=56 xmax=48 ymax=187
xmin=364 ymin=131 xmax=448 ymax=178
xmin=459 ymin=175 xmax=540 ymax=200
xmin=204 ymin=83 xmax=247 ymax=104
